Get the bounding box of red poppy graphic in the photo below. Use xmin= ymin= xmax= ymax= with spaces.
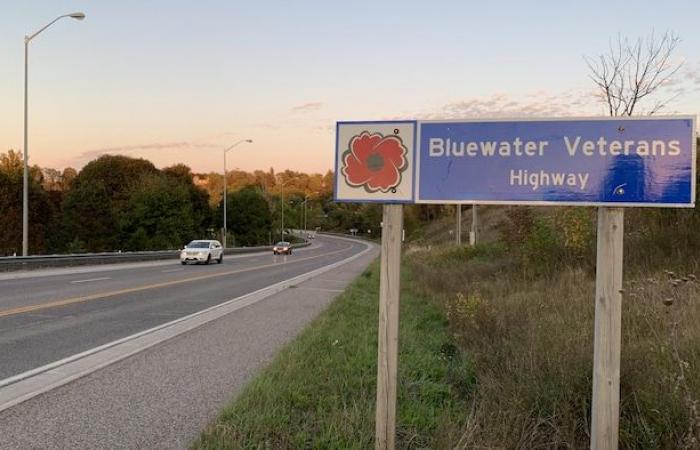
xmin=341 ymin=131 xmax=408 ymax=193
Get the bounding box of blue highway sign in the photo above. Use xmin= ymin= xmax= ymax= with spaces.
xmin=335 ymin=116 xmax=696 ymax=207
xmin=417 ymin=117 xmax=696 ymax=206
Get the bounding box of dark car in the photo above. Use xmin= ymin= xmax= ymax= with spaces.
xmin=273 ymin=241 xmax=292 ymax=255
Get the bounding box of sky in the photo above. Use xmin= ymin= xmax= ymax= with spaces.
xmin=1 ymin=0 xmax=699 ymax=174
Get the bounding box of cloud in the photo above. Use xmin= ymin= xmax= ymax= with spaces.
xmin=686 ymin=65 xmax=700 ymax=86
xmin=291 ymin=102 xmax=324 ymax=113
xmin=76 ymin=141 xmax=219 ymax=161
xmin=312 ymin=123 xmax=335 ymax=133
xmin=409 ymin=89 xmax=600 ymax=121
xmin=253 ymin=122 xmax=282 ymax=130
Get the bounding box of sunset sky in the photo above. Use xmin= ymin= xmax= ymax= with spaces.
xmin=1 ymin=0 xmax=699 ymax=174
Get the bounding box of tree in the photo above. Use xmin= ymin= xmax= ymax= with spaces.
xmin=163 ymin=164 xmax=212 ymax=235
xmin=41 ymin=168 xmax=63 ymax=191
xmin=119 ymin=174 xmax=198 ymax=250
xmin=61 ymin=179 xmax=116 ymax=252
xmin=73 ymin=154 xmax=158 ymax=206
xmin=61 ymin=168 xmax=77 ymax=189
xmin=585 ymin=31 xmax=683 ymax=116
xmin=0 ymin=150 xmax=51 ymax=255
xmin=219 ymin=186 xmax=272 ymax=246
xmin=0 ymin=150 xmax=23 ymax=174
xmin=62 ymin=155 xmax=159 ymax=251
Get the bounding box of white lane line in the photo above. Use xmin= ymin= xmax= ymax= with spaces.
xmin=70 ymin=277 xmax=112 ymax=284
xmin=294 ymin=287 xmax=345 ymax=293
xmin=161 ymin=269 xmax=184 ymax=273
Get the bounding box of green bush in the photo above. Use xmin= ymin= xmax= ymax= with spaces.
xmin=520 ymin=216 xmax=564 ymax=275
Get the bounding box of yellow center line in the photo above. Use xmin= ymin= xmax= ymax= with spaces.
xmin=0 ymin=245 xmax=353 ymax=319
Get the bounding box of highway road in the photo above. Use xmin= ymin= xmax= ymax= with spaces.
xmin=0 ymin=235 xmax=368 ymax=381
xmin=0 ymin=234 xmax=378 ymax=448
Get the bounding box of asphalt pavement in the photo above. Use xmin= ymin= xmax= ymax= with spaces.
xmin=0 ymin=236 xmax=366 ymax=380
xmin=0 ymin=235 xmax=378 ymax=448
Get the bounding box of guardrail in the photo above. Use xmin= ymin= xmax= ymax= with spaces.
xmin=0 ymin=240 xmax=311 ymax=273
xmin=319 ymin=231 xmax=378 ymax=242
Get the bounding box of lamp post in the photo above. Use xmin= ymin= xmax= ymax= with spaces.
xmin=294 ymin=198 xmax=305 ymax=231
xmin=281 ymin=182 xmax=286 ymax=240
xmin=277 ymin=178 xmax=293 ymax=241
xmin=302 ymin=196 xmax=309 ymax=233
xmin=22 ymin=12 xmax=85 ymax=256
xmin=223 ymin=139 xmax=252 ymax=248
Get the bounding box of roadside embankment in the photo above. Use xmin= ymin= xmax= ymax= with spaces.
xmin=195 ymin=205 xmax=700 ymax=448
xmin=407 ymin=241 xmax=700 ymax=448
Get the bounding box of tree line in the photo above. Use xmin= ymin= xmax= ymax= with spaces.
xmin=1 ymin=151 xmax=430 ymax=256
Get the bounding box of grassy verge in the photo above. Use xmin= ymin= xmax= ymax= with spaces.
xmin=194 ymin=262 xmax=472 ymax=449
xmin=408 ymin=242 xmax=700 ymax=449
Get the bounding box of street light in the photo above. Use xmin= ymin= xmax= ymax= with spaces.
xmin=290 ymin=197 xmax=307 ymax=231
xmin=276 ymin=177 xmax=295 ymax=241
xmin=22 ymin=12 xmax=85 ymax=256
xmin=222 ymin=139 xmax=252 ymax=248
xmin=301 ymin=195 xmax=309 ymax=233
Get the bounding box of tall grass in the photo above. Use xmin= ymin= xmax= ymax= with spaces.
xmin=407 ymin=240 xmax=700 ymax=449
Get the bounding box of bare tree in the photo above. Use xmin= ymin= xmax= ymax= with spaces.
xmin=585 ymin=31 xmax=683 ymax=116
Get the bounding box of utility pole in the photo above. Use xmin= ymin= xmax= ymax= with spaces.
xmin=281 ymin=182 xmax=285 ymax=240
xmin=303 ymin=196 xmax=308 ymax=233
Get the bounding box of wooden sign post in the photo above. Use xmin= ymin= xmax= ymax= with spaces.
xmin=456 ymin=205 xmax=462 ymax=246
xmin=375 ymin=204 xmax=403 ymax=450
xmin=590 ymin=207 xmax=624 ymax=449
xmin=470 ymin=205 xmax=478 ymax=246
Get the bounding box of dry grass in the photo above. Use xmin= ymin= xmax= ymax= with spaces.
xmin=411 ymin=205 xmax=507 ymax=247
xmin=407 ymin=244 xmax=700 ymax=449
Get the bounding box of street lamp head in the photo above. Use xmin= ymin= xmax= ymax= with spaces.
xmin=245 ymin=139 xmax=253 ymax=143
xmin=69 ymin=12 xmax=86 ymax=20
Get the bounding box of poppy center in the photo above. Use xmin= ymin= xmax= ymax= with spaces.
xmin=366 ymin=153 xmax=385 ymax=172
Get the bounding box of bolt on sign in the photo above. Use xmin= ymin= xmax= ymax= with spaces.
xmin=335 ymin=116 xmax=696 ymax=450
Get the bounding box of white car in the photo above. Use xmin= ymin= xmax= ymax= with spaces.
xmin=180 ymin=240 xmax=224 ymax=265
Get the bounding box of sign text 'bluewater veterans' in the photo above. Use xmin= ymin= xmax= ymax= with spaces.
xmin=334 ymin=117 xmax=696 ymax=207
